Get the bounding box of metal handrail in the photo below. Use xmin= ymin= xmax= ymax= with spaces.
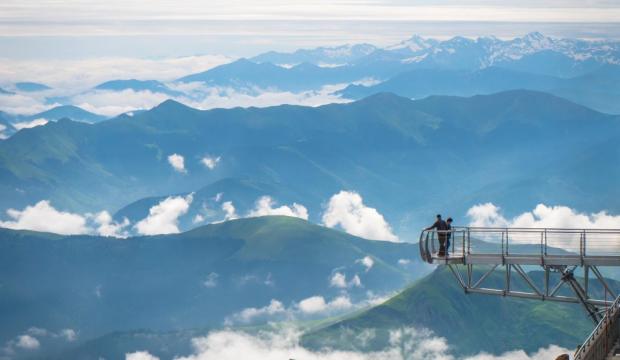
xmin=419 ymin=227 xmax=620 ymax=264
xmin=574 ymin=294 xmax=620 ymax=360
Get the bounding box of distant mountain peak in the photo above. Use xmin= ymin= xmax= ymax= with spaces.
xmin=386 ymin=34 xmax=435 ymax=52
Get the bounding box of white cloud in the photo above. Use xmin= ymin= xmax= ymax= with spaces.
xmin=464 ymin=345 xmax=571 ymax=360
xmin=0 ymin=123 xmax=8 ymax=140
xmin=201 ymin=155 xmax=221 ymax=170
xmin=59 ymin=329 xmax=77 ymax=342
xmin=183 ymin=84 xmax=351 ymax=110
xmin=193 ymin=214 xmax=205 ymax=224
xmin=467 ymin=203 xmax=620 ymax=231
xmin=322 ymin=191 xmax=398 ymax=242
xmin=16 ymin=335 xmax=39 ymax=350
xmin=247 ymin=196 xmax=309 ymax=220
xmin=330 ymin=272 xmax=347 ymax=288
xmin=357 ymin=256 xmax=374 ymax=271
xmin=350 ymin=274 xmax=362 ymax=287
xmin=203 ymin=272 xmax=219 ymax=288
xmin=0 ymin=200 xmax=90 ymax=235
xmin=397 ymin=258 xmax=411 ymax=266
xmin=466 ymin=203 xmax=509 ymax=228
xmin=0 ymin=55 xmax=231 ymax=91
xmin=93 ymin=211 xmax=130 ymax=237
xmin=0 ymin=201 xmax=131 ymax=237
xmin=167 ymin=153 xmax=187 ymax=174
xmin=298 ymin=295 xmax=352 ymax=314
xmin=226 ymin=299 xmax=287 ymax=324
xmin=466 ymin=203 xmax=620 ymax=251
xmin=125 ymin=351 xmax=160 ymax=360
xmin=134 ymin=194 xmax=193 ymax=235
xmin=0 ymin=93 xmax=53 ymax=115
xmin=74 ymin=89 xmax=171 ymax=117
xmin=222 ymin=201 xmax=238 ymax=221
xmin=330 ymin=272 xmax=362 ymax=289
xmin=137 ymin=325 xmax=462 ymax=360
xmin=12 ymin=118 xmax=48 ymax=130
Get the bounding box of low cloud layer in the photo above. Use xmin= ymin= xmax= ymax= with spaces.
xmin=124 ymin=326 xmax=570 ymax=360
xmin=322 ymin=191 xmax=398 ymax=242
xmin=247 ymin=196 xmax=309 ymax=220
xmin=3 ymin=327 xmax=78 ymax=357
xmin=0 ymin=201 xmax=129 ymax=237
xmin=12 ymin=118 xmax=48 ymax=130
xmin=0 ymin=200 xmax=89 ymax=235
xmin=134 ymin=194 xmax=193 ymax=235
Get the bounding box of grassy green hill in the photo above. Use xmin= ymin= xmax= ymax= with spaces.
xmin=0 ymin=216 xmax=425 ymax=357
xmin=3 ymin=90 xmax=617 ymax=237
xmin=302 ymin=266 xmax=618 ymax=356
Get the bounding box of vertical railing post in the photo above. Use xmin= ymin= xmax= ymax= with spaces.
xmin=544 ymin=229 xmax=547 ymax=256
xmin=582 ymin=230 xmax=586 ymax=259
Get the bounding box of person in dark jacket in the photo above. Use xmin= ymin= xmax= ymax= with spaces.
xmin=446 ymin=217 xmax=453 ymax=254
xmin=425 ymin=214 xmax=448 ymax=256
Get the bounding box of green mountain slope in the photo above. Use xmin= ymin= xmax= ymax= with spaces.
xmin=302 ymin=266 xmax=619 ymax=356
xmin=1 ymin=91 xmax=618 ymax=234
xmin=0 ymin=216 xmax=424 ymax=354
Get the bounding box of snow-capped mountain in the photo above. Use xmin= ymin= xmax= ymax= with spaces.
xmin=380 ymin=32 xmax=620 ymax=69
xmin=251 ymin=43 xmax=378 ymax=65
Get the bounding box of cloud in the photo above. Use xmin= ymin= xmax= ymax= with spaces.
xmin=74 ymin=89 xmax=171 ymax=117
xmin=247 ymin=196 xmax=308 ymax=220
xmin=330 ymin=272 xmax=347 ymax=288
xmin=322 ymin=191 xmax=398 ymax=242
xmin=59 ymin=329 xmax=77 ymax=342
xmin=0 ymin=123 xmax=8 ymax=140
xmin=134 ymin=194 xmax=193 ymax=235
xmin=467 ymin=202 xmax=620 ymax=230
xmin=330 ymin=272 xmax=362 ymax=289
xmin=226 ymin=299 xmax=287 ymax=324
xmin=356 ymin=256 xmax=374 ymax=271
xmin=0 ymin=200 xmax=90 ymax=235
xmin=12 ymin=118 xmax=48 ymax=130
xmin=464 ymin=345 xmax=571 ymax=360
xmin=201 ymin=155 xmax=221 ymax=170
xmin=125 ymin=351 xmax=160 ymax=360
xmin=0 ymin=55 xmax=231 ymax=91
xmin=0 ymin=201 xmax=131 ymax=237
xmin=298 ymin=295 xmax=352 ymax=314
xmin=93 ymin=211 xmax=130 ymax=237
xmin=466 ymin=203 xmax=620 ymax=250
xmin=222 ymin=201 xmax=238 ymax=221
xmin=15 ymin=335 xmax=39 ymax=350
xmin=0 ymin=92 xmax=53 ymax=115
xmin=130 ymin=325 xmax=457 ymax=360
xmin=167 ymin=153 xmax=187 ymax=173
xmin=397 ymin=258 xmax=411 ymax=266
xmin=203 ymin=272 xmax=219 ymax=288
xmin=193 ymin=214 xmax=205 ymax=224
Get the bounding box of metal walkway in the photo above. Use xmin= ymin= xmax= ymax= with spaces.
xmin=419 ymin=227 xmax=620 ymax=360
xmin=419 ymin=227 xmax=620 ymax=321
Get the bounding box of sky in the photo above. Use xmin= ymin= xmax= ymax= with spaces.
xmin=1 ymin=0 xmax=620 ymax=59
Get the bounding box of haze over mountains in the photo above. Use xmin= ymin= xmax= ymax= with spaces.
xmin=2 ymin=31 xmax=620 ymax=360
xmin=1 ymin=32 xmax=619 ymax=123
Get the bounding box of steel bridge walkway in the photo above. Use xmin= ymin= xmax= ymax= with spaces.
xmin=419 ymin=227 xmax=620 ymax=360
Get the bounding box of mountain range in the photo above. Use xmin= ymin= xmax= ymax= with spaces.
xmin=0 ymin=216 xmax=423 ymax=358
xmin=1 ymin=90 xmax=618 ymax=237
xmin=338 ymin=64 xmax=620 ymax=114
xmin=302 ymin=266 xmax=619 ymax=356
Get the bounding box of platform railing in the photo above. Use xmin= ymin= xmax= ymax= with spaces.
xmin=574 ymin=294 xmax=620 ymax=360
xmin=420 ymin=227 xmax=620 ymax=264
